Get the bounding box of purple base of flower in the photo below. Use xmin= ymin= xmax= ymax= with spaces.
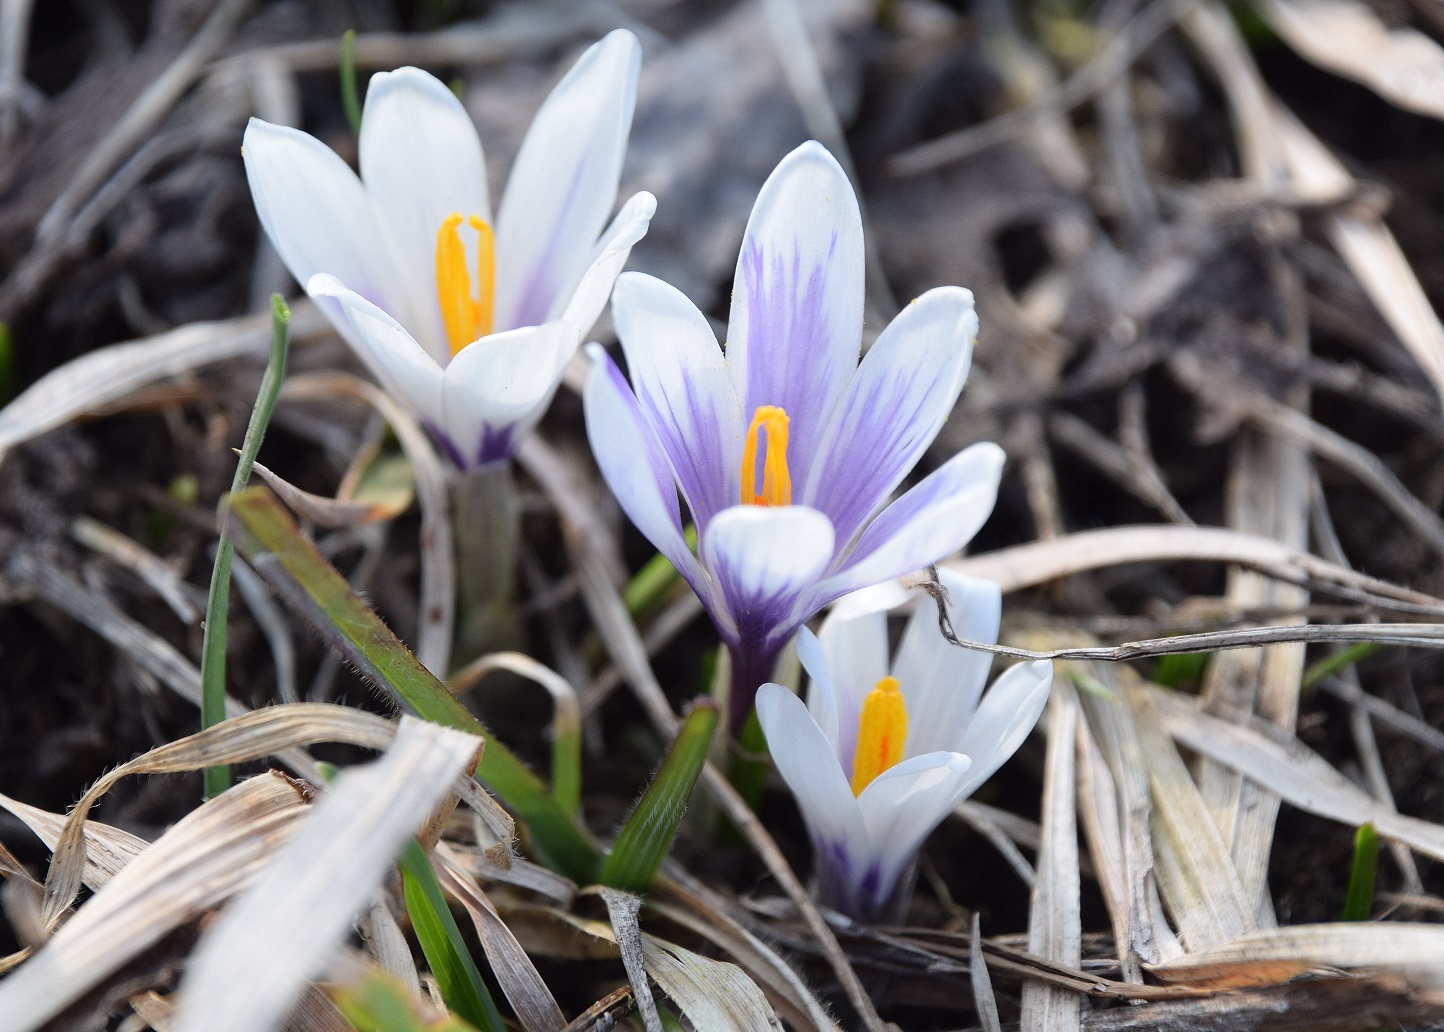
xmin=425 ymin=420 xmax=516 ymax=471
xmin=814 ymin=837 xmax=889 ymax=923
xmin=727 ymin=637 xmax=782 ymax=737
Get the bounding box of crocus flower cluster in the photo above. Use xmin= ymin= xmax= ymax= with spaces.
xmin=245 ymin=34 xmax=1045 ymax=924
xmin=244 ymin=29 xmax=653 ymax=470
xmin=583 ymin=141 xmax=1004 ymax=728
xmin=757 ymin=570 xmax=1052 ymax=920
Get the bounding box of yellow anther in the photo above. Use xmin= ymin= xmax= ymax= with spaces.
xmin=740 ymin=405 xmax=792 ymax=506
xmin=850 ymin=676 xmax=907 ymax=796
xmin=435 ymin=211 xmax=496 ymax=355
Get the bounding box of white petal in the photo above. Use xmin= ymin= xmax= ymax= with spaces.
xmin=558 ymin=191 xmax=656 ymax=334
xmin=855 ymin=751 xmax=973 ymax=909
xmin=582 ymin=344 xmax=713 ymax=612
xmin=756 ymin=682 xmax=865 ymax=851
xmin=495 ymin=29 xmax=641 ymax=330
xmin=950 ymin=660 xmax=1052 ymax=801
xmin=359 ymin=66 xmax=491 ymax=360
xmin=440 ymin=320 xmax=578 ymax=467
xmin=803 ymin=286 xmax=977 ymax=549
xmin=306 ymin=274 xmax=443 ymax=428
xmin=817 ymin=604 xmax=889 ymax=774
xmin=725 ymin=141 xmax=865 ymax=495
xmin=893 ymin=570 xmax=1001 ymax=757
xmin=796 ymin=626 xmax=842 ymax=762
xmin=611 ymin=270 xmax=744 ymax=531
xmin=244 ymin=119 xmax=405 ymax=319
xmin=815 ymin=442 xmax=1005 ymax=604
xmin=701 ymin=505 xmax=834 ymax=646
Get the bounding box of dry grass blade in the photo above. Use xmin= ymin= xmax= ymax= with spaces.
xmin=0 ymin=793 xmax=147 ymax=891
xmin=971 ymin=914 xmax=1003 ymax=1032
xmin=640 ymin=935 xmax=782 ymax=1032
xmin=70 ymin=515 xmax=200 ymax=623
xmin=1274 ymin=103 xmax=1444 ymax=404
xmin=251 ymin=460 xmax=396 ymax=527
xmin=437 ymin=849 xmax=567 ymax=1032
xmin=1151 ymin=687 xmax=1444 ymax=860
xmin=359 ymin=896 xmax=421 ymax=997
xmin=172 ymin=717 xmax=482 ymax=1032
xmin=0 ymin=303 xmax=327 ymax=460
xmin=948 ymin=525 xmax=1444 ymax=612
xmin=282 ymin=372 xmax=453 ymax=675
xmin=954 ymin=801 xmax=1037 ymax=886
xmin=1259 ymin=0 xmax=1444 ymax=122
xmin=602 ymin=889 xmax=663 ymax=1032
xmin=41 ymin=703 xmax=505 ymax=930
xmin=0 ymin=773 xmax=311 ymax=1031
xmin=1124 ymin=679 xmax=1255 ymax=950
xmin=1151 ymin=923 xmax=1444 ymax=984
xmin=1021 ymin=685 xmax=1081 ymax=1032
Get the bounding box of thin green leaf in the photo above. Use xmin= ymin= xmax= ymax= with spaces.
xmin=398 ymin=839 xmax=503 ymax=1032
xmin=1153 ymin=650 xmax=1209 ymax=689
xmin=1303 ymin=642 xmax=1384 ymax=691
xmin=201 ymin=295 xmax=290 ymax=798
xmin=332 ymin=967 xmax=479 ymax=1032
xmin=1342 ymin=822 xmax=1378 ymax=922
xmin=225 ymin=485 xmax=599 ymax=882
xmin=727 ymin=707 xmax=769 ymax=813
xmin=340 ymin=29 xmax=363 ymax=137
xmin=599 ymin=700 xmax=719 ymax=892
xmin=623 ymin=525 xmax=698 ymax=621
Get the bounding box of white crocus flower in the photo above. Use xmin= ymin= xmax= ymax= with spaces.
xmin=243 ymin=29 xmax=655 ymax=469
xmin=756 ymin=569 xmax=1053 ymax=921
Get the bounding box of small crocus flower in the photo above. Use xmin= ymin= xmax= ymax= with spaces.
xmin=756 ymin=570 xmax=1053 ymax=921
xmin=583 ymin=140 xmax=1004 ymax=730
xmin=243 ymin=30 xmax=655 ymax=469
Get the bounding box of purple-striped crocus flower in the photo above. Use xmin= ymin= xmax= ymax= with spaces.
xmin=583 ymin=140 xmax=1005 ymax=731
xmin=757 ymin=570 xmax=1052 ymax=920
xmin=243 ymin=30 xmax=654 ymax=469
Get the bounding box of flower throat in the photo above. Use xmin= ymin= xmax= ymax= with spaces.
xmin=435 ymin=212 xmax=496 ymax=355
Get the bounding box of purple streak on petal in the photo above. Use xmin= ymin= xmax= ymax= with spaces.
xmin=475 ymin=423 xmax=517 ymax=466
xmin=423 ymin=420 xmax=470 ymax=471
xmin=507 ymin=160 xmax=587 ymax=331
xmin=805 ymin=362 xmax=940 ymax=549
xmin=637 ymin=368 xmax=737 ymax=532
xmin=737 ymin=235 xmax=842 ymax=503
xmin=813 ymin=836 xmax=887 ymax=922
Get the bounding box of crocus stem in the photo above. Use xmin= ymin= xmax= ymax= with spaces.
xmin=451 ymin=463 xmax=523 ymax=665
xmin=726 ymin=638 xmax=780 ymax=738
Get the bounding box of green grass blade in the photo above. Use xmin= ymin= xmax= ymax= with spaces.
xmin=201 ymin=295 xmax=290 ymax=797
xmin=1342 ymin=822 xmax=1378 ymax=921
xmin=224 ymin=485 xmax=599 ymax=881
xmin=598 ymin=699 xmax=718 ymax=892
xmin=398 ymin=839 xmax=504 ymax=1032
xmin=340 ymin=29 xmax=363 ymax=136
xmin=622 ymin=524 xmax=697 ymax=620
xmin=1303 ymin=642 xmax=1384 ymax=691
xmin=333 ymin=967 xmax=479 ymax=1032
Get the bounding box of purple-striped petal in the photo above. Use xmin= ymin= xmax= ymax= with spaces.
xmin=725 ymin=142 xmax=864 ymax=495
xmin=701 ymin=505 xmax=834 ymax=648
xmin=802 ymin=287 xmax=976 ymax=548
xmin=495 ymin=30 xmax=640 ymax=331
xmin=582 ymin=344 xmax=714 ymax=615
xmin=612 ymin=272 xmax=744 ymax=531
xmin=812 ymin=442 xmax=1005 ymax=606
xmin=358 ymin=66 xmax=490 ymax=360
xmin=893 ymin=569 xmax=1000 ymax=757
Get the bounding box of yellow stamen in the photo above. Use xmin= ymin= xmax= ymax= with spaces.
xmin=740 ymin=405 xmax=792 ymax=506
xmin=435 ymin=211 xmax=496 ymax=355
xmin=850 ymin=676 xmax=907 ymax=796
